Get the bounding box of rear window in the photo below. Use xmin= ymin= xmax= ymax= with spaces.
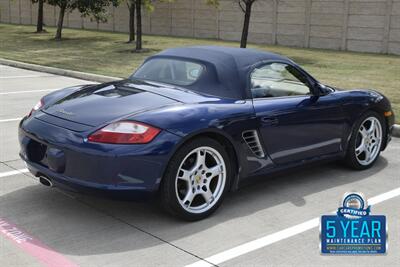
xmin=132 ymin=58 xmax=204 ymax=86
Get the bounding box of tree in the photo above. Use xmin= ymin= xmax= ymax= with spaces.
xmin=207 ymin=0 xmax=259 ymax=48
xmin=130 ymin=0 xmax=154 ymax=51
xmin=130 ymin=0 xmax=173 ymax=51
xmin=32 ymin=0 xmax=45 ymax=33
xmin=136 ymin=0 xmax=143 ymax=50
xmin=127 ymin=0 xmax=135 ymax=43
xmin=47 ymin=0 xmax=119 ymax=40
xmin=237 ymin=0 xmax=257 ymax=48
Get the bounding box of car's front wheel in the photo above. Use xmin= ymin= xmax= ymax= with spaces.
xmin=345 ymin=111 xmax=385 ymax=170
xmin=160 ymin=137 xmax=231 ymax=221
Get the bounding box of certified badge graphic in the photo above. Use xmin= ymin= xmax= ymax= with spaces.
xmin=320 ymin=192 xmax=387 ymax=254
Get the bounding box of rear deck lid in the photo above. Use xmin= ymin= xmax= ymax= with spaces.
xmin=41 ymin=83 xmax=178 ymax=127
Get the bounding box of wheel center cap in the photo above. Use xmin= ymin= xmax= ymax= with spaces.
xmin=195 ymin=175 xmax=202 ymax=184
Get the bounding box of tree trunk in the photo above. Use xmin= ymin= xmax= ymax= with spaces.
xmin=240 ymin=2 xmax=253 ymax=48
xmin=135 ymin=0 xmax=142 ymax=51
xmin=128 ymin=2 xmax=135 ymax=43
xmin=55 ymin=4 xmax=67 ymax=40
xmin=36 ymin=0 xmax=44 ymax=32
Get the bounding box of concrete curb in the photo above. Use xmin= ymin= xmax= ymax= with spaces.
xmin=0 ymin=58 xmax=121 ymax=83
xmin=1 ymin=58 xmax=399 ymax=138
xmin=393 ymin=125 xmax=400 ymax=138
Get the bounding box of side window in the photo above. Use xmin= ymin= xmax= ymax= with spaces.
xmin=250 ymin=63 xmax=311 ymax=99
xmin=133 ymin=59 xmax=204 ymax=86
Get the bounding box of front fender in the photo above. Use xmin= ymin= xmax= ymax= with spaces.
xmin=339 ymin=89 xmax=394 ymax=151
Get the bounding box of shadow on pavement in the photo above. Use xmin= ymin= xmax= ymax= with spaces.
xmin=0 ymin=157 xmax=389 ymax=256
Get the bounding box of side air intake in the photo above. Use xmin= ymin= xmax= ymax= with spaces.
xmin=242 ymin=130 xmax=265 ymax=158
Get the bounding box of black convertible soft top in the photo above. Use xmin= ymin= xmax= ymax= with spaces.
xmin=142 ymin=46 xmax=292 ymax=99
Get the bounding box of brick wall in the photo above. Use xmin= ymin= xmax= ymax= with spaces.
xmin=1 ymin=0 xmax=399 ymax=55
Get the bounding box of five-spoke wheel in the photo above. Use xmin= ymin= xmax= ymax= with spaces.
xmin=161 ymin=137 xmax=231 ymax=221
xmin=346 ymin=111 xmax=385 ymax=170
xmin=175 ymin=147 xmax=226 ymax=214
xmin=355 ymin=117 xmax=382 ymax=166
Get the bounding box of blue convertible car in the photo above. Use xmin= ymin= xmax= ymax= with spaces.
xmin=19 ymin=46 xmax=395 ymax=220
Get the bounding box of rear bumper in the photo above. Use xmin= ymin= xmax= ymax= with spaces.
xmin=19 ymin=116 xmax=181 ymax=199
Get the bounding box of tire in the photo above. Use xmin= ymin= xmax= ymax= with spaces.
xmin=345 ymin=111 xmax=386 ymax=170
xmin=160 ymin=137 xmax=231 ymax=221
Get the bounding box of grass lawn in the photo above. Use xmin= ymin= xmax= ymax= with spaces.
xmin=1 ymin=23 xmax=399 ymax=122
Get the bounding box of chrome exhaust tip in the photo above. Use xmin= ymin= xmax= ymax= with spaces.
xmin=39 ymin=176 xmax=53 ymax=187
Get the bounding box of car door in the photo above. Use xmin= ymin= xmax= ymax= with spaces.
xmin=251 ymin=62 xmax=345 ymax=165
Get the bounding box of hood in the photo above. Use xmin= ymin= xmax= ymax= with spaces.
xmin=42 ymin=81 xmax=180 ymax=127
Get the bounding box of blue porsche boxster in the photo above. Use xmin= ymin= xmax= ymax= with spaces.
xmin=19 ymin=46 xmax=395 ymax=220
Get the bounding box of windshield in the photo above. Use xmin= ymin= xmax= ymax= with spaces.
xmin=132 ymin=58 xmax=204 ymax=86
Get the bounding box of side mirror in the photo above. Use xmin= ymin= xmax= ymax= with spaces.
xmin=309 ymin=83 xmax=321 ymax=97
xmin=313 ymin=83 xmax=331 ymax=96
xmin=319 ymin=83 xmax=333 ymax=96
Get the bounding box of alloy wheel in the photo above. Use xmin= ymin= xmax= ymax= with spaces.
xmin=175 ymin=146 xmax=226 ymax=214
xmin=355 ymin=117 xmax=382 ymax=166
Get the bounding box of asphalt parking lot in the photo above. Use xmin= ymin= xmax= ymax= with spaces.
xmin=1 ymin=64 xmax=399 ymax=267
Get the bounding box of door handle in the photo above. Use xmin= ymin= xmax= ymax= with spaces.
xmin=261 ymin=117 xmax=279 ymax=126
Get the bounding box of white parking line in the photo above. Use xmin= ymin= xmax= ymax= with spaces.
xmin=0 ymin=118 xmax=22 ymax=123
xmin=0 ymin=89 xmax=55 ymax=95
xmin=0 ymin=169 xmax=28 ymax=178
xmin=186 ymin=187 xmax=400 ymax=267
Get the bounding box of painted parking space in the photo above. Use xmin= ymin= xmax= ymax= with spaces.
xmin=0 ymin=65 xmax=94 ymax=93
xmin=189 ymin=187 xmax=400 ymax=267
xmin=0 ymin=65 xmax=94 ymax=162
xmin=0 ymin=165 xmax=201 ymax=267
xmin=0 ymin=121 xmax=21 ymax=162
xmin=220 ymin=199 xmax=400 ymax=267
xmin=0 ymin=217 xmax=79 ymax=267
xmin=0 ymin=65 xmax=54 ymax=79
xmin=1 ymin=65 xmax=399 ymax=266
xmin=72 ymin=142 xmax=400 ymax=264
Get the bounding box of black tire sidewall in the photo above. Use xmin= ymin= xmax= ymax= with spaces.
xmin=160 ymin=137 xmax=232 ymax=221
xmin=346 ymin=111 xmax=386 ymax=170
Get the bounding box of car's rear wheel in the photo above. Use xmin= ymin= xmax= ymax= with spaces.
xmin=345 ymin=111 xmax=385 ymax=170
xmin=160 ymin=137 xmax=231 ymax=221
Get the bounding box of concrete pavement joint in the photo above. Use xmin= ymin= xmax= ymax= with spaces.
xmin=2 ymin=64 xmax=399 ymax=266
xmin=185 ymin=187 xmax=400 ymax=267
xmin=1 ymin=162 xmax=35 ymax=180
xmin=73 ymin=198 xmax=220 ymax=267
xmin=1 ymin=158 xmax=25 ymax=164
xmin=0 ymin=217 xmax=80 ymax=267
xmin=0 ymin=162 xmax=219 ymax=267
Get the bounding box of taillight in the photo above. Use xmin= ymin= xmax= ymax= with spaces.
xmin=88 ymin=121 xmax=161 ymax=144
xmin=28 ymin=99 xmax=44 ymax=116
